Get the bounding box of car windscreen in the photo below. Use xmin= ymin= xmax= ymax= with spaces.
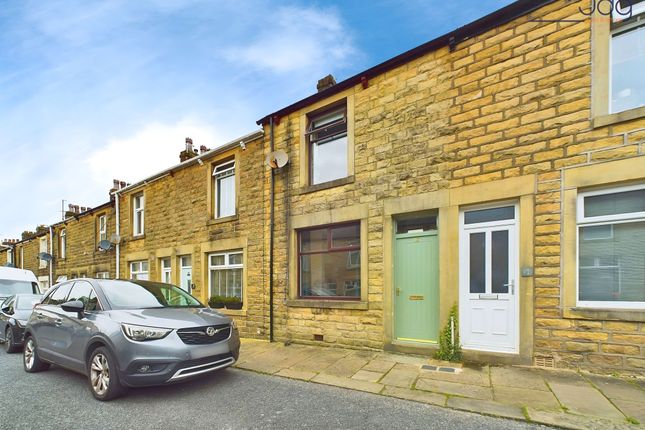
xmin=98 ymin=280 xmax=203 ymax=309
xmin=0 ymin=279 xmax=38 ymax=296
xmin=16 ymin=295 xmax=43 ymax=310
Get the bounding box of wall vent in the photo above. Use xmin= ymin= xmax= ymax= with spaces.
xmin=313 ymin=334 xmax=324 ymax=342
xmin=535 ymin=355 xmax=555 ymax=368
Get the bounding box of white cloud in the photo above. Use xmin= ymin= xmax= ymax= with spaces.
xmin=223 ymin=6 xmax=357 ymax=74
xmin=85 ymin=119 xmax=226 ymax=187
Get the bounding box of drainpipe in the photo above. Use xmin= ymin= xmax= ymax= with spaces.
xmin=48 ymin=226 xmax=53 ymax=286
xmin=115 ymin=190 xmax=120 ymax=278
xmin=269 ymin=117 xmax=275 ymax=342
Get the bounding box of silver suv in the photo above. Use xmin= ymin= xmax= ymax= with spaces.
xmin=23 ymin=279 xmax=240 ymax=401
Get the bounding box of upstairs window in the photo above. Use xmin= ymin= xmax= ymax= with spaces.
xmin=133 ymin=193 xmax=144 ymax=236
xmin=98 ymin=215 xmax=107 ymax=242
xmin=577 ymin=184 xmax=645 ymax=308
xmin=611 ymin=1 xmax=645 ymax=113
xmin=59 ymin=229 xmax=66 ymax=259
xmin=213 ymin=160 xmax=236 ymax=218
xmin=39 ymin=237 xmax=47 ymax=269
xmin=307 ymin=105 xmax=348 ymax=185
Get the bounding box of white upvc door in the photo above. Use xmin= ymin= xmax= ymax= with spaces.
xmin=459 ymin=204 xmax=519 ymax=354
xmin=179 ymin=256 xmax=192 ymax=292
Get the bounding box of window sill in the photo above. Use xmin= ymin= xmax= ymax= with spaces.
xmin=564 ymin=307 xmax=645 ymax=323
xmin=130 ymin=234 xmax=145 ymax=241
xmin=286 ymin=299 xmax=367 ymax=310
xmin=592 ymin=106 xmax=645 ymax=128
xmin=207 ymin=215 xmax=239 ymax=226
xmin=300 ymin=176 xmax=355 ymax=194
xmin=213 ymin=308 xmax=247 ymax=317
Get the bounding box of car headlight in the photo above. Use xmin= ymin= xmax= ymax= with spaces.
xmin=121 ymin=323 xmax=172 ymax=342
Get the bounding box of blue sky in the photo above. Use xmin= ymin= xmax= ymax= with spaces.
xmin=0 ymin=0 xmax=512 ymax=239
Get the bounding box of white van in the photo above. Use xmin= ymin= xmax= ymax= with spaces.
xmin=0 ymin=267 xmax=41 ymax=302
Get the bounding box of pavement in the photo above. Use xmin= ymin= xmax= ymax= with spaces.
xmin=235 ymin=339 xmax=645 ymax=430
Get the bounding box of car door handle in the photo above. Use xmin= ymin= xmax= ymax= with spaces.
xmin=54 ymin=318 xmax=63 ymax=326
xmin=35 ymin=312 xmax=44 ymax=319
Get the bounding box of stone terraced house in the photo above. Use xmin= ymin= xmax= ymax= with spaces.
xmin=3 ymin=0 xmax=644 ymax=373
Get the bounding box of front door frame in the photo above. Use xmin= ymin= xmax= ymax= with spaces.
xmin=459 ymin=201 xmax=520 ymax=354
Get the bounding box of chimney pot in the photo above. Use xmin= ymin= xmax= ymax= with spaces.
xmin=317 ymin=74 xmax=336 ymax=92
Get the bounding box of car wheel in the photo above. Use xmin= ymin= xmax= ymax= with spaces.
xmin=88 ymin=347 xmax=126 ymax=401
xmin=23 ymin=336 xmax=50 ymax=372
xmin=5 ymin=327 xmax=19 ymax=353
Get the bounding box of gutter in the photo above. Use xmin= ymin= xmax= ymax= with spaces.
xmin=256 ymin=0 xmax=556 ymax=125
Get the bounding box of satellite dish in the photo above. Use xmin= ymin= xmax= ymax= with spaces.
xmin=38 ymin=252 xmax=54 ymax=262
xmin=109 ymin=233 xmax=121 ymax=244
xmin=265 ymin=150 xmax=289 ymax=169
xmin=98 ymin=240 xmax=113 ymax=252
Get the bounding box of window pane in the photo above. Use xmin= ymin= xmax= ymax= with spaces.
xmin=584 ymin=189 xmax=645 ymax=218
xmin=469 ymin=233 xmax=486 ymax=294
xmin=141 ymin=261 xmax=148 ymax=271
xmin=229 ymin=253 xmax=242 ymax=265
xmin=217 ymin=174 xmax=236 ymax=217
xmin=180 ymin=256 xmax=191 ymax=267
xmin=311 ymin=135 xmax=347 ymax=184
xmin=299 ymin=251 xmax=360 ymax=298
xmin=210 ymin=255 xmax=225 ymax=266
xmin=300 ymin=228 xmax=328 ymax=252
xmin=579 ymin=221 xmax=645 ymax=302
xmin=67 ymin=282 xmax=94 ymax=309
xmin=47 ymin=284 xmax=72 ymax=305
xmin=465 ymin=206 xmax=515 ymax=224
xmin=611 ymin=25 xmax=645 ymax=113
xmin=331 ymin=224 xmax=360 ymax=248
xmin=396 ymin=216 xmax=437 ymax=234
xmin=492 ymin=230 xmax=509 ymax=294
xmin=161 ymin=258 xmax=171 ymax=269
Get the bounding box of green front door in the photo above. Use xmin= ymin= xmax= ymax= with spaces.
xmin=394 ymin=231 xmax=439 ymax=343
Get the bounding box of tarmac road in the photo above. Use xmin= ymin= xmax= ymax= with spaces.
xmin=0 ymin=351 xmax=550 ymax=430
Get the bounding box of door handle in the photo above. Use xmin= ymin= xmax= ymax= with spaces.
xmin=35 ymin=312 xmax=44 ymax=319
xmin=396 ymin=288 xmax=401 ymax=297
xmin=504 ymin=280 xmax=515 ymax=295
xmin=54 ymin=318 xmax=63 ymax=326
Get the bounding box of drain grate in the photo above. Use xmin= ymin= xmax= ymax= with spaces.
xmin=534 ymin=355 xmax=555 ymax=368
xmin=421 ymin=364 xmax=459 ymax=373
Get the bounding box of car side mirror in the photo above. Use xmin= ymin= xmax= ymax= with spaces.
xmin=61 ymin=300 xmax=85 ymax=319
xmin=1 ymin=306 xmax=10 ymax=314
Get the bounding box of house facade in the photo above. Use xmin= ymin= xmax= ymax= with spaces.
xmin=257 ymin=0 xmax=645 ymax=372
xmin=114 ymin=133 xmax=267 ymax=339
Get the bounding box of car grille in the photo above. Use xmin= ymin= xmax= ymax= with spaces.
xmin=177 ymin=324 xmax=231 ymax=345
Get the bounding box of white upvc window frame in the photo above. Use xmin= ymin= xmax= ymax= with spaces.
xmin=39 ymin=237 xmax=47 ymax=269
xmin=213 ymin=160 xmax=236 ymax=219
xmin=96 ymin=272 xmax=109 ymax=279
xmin=98 ymin=215 xmax=107 ymax=241
xmin=7 ymin=248 xmax=12 ymax=265
xmin=130 ymin=260 xmax=148 ymax=280
xmin=59 ymin=229 xmax=66 ymax=259
xmin=576 ymin=183 xmax=645 ymax=309
xmin=133 ymin=193 xmax=145 ymax=236
xmin=161 ymin=258 xmax=172 ymax=284
xmin=208 ymin=250 xmax=243 ymax=299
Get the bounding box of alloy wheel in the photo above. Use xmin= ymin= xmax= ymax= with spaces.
xmin=4 ymin=328 xmax=12 ymax=352
xmin=24 ymin=338 xmax=35 ymax=369
xmin=90 ymin=353 xmax=110 ymax=396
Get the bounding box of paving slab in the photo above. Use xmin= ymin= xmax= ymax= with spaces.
xmin=289 ymin=348 xmax=351 ymax=373
xmin=351 ymin=369 xmax=385 ymax=383
xmin=610 ymin=398 xmax=645 ymax=424
xmin=322 ymin=354 xmax=371 ymax=378
xmin=548 ymin=381 xmax=625 ymax=421
xmin=381 ymin=386 xmax=446 ymax=406
xmin=311 ymin=372 xmax=383 ymax=394
xmin=374 ymin=352 xmax=429 ymax=366
xmin=361 ymin=359 xmax=396 ymax=373
xmin=526 ymin=408 xmax=635 ymax=430
xmin=415 ymin=377 xmax=493 ymax=400
xmin=420 ymin=365 xmax=490 ymax=387
xmin=275 ymin=368 xmax=317 ymax=381
xmin=379 ymin=363 xmax=420 ymax=388
xmin=446 ymin=397 xmax=526 ymax=421
xmin=490 ymin=366 xmax=550 ymax=391
xmin=492 ymin=385 xmax=561 ymax=411
xmin=586 ymin=374 xmax=645 ymax=403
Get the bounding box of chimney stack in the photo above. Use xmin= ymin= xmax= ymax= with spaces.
xmin=200 ymin=145 xmax=210 ymax=154
xmin=317 ymin=74 xmax=336 ymax=92
xmin=180 ymin=137 xmax=199 ymax=162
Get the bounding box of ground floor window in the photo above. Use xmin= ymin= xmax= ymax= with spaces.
xmin=208 ymin=251 xmax=242 ymax=300
xmin=160 ymin=258 xmax=171 ymax=284
xmin=578 ymin=185 xmax=645 ymax=308
xmin=298 ymin=222 xmax=360 ymax=299
xmin=130 ymin=261 xmax=149 ymax=280
xmin=96 ymin=272 xmax=109 ymax=279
